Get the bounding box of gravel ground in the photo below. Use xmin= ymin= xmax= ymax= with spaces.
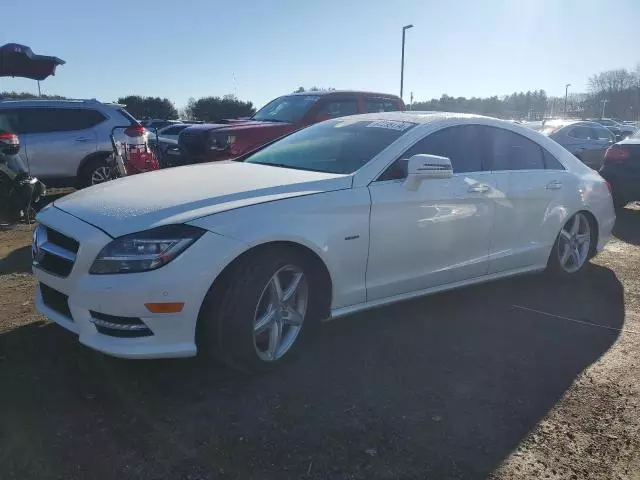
xmin=1 ymin=208 xmax=640 ymax=479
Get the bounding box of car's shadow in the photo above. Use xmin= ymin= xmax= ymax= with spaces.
xmin=0 ymin=263 xmax=625 ymax=479
xmin=0 ymin=244 xmax=32 ymax=275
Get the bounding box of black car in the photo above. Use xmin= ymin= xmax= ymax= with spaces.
xmin=591 ymin=119 xmax=636 ymax=141
xmin=599 ymin=130 xmax=640 ymax=209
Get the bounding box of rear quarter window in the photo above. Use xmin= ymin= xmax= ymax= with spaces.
xmin=542 ymin=148 xmax=565 ymax=170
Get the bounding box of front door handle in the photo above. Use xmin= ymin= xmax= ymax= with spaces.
xmin=546 ymin=180 xmax=562 ymax=190
xmin=75 ymin=137 xmax=91 ymax=142
xmin=468 ymin=184 xmax=490 ymax=194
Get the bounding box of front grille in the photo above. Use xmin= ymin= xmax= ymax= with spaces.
xmin=89 ymin=311 xmax=153 ymax=338
xmin=33 ymin=225 xmax=78 ymax=277
xmin=46 ymin=228 xmax=79 ymax=253
xmin=179 ymin=130 xmax=208 ymax=156
xmin=40 ymin=283 xmax=72 ymax=320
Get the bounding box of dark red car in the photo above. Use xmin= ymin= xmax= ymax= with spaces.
xmin=178 ymin=90 xmax=405 ymax=163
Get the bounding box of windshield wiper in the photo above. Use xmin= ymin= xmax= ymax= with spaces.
xmin=251 ymin=117 xmax=287 ymax=123
xmin=249 ymin=162 xmax=327 ymax=173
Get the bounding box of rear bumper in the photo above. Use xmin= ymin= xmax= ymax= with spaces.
xmin=600 ymin=172 xmax=640 ymax=200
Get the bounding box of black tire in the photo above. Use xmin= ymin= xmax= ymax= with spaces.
xmin=78 ymin=154 xmax=112 ymax=188
xmin=197 ymin=246 xmax=324 ymax=374
xmin=546 ymin=212 xmax=594 ymax=278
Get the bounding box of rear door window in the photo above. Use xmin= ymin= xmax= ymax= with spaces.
xmin=567 ymin=126 xmax=592 ymax=140
xmin=482 ymin=126 xmax=544 ymax=171
xmin=317 ymin=99 xmax=359 ymax=118
xmin=590 ymin=125 xmax=614 ymax=141
xmin=365 ymin=98 xmax=400 ymax=113
xmin=542 ymin=149 xmax=565 ymax=170
xmin=16 ymin=108 xmax=105 ymax=134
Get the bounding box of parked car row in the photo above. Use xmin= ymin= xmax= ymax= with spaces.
xmin=590 ymin=118 xmax=636 ymax=140
xmin=540 ymin=119 xmax=616 ymax=169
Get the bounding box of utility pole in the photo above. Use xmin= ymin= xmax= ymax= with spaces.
xmin=564 ymin=83 xmax=571 ymax=118
xmin=37 ymin=80 xmax=41 ymax=97
xmin=601 ymin=99 xmax=609 ymax=118
xmin=400 ymin=24 xmax=414 ymax=100
xmin=410 ymin=91 xmax=414 ymax=110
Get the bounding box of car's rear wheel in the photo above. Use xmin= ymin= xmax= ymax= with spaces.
xmin=198 ymin=247 xmax=320 ymax=373
xmin=79 ymin=154 xmax=113 ymax=188
xmin=547 ymin=212 xmax=593 ymax=276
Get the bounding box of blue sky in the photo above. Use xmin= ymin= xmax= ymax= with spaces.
xmin=3 ymin=0 xmax=639 ymax=110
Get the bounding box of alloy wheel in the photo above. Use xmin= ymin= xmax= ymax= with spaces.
xmin=253 ymin=265 xmax=308 ymax=361
xmin=557 ymin=213 xmax=591 ymax=274
xmin=90 ymin=166 xmax=111 ymax=185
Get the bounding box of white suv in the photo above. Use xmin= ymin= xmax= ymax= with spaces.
xmin=0 ymin=99 xmax=143 ymax=188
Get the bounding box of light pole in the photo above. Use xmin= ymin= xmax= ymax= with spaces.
xmin=601 ymin=99 xmax=609 ymax=118
xmin=564 ymin=83 xmax=571 ymax=118
xmin=400 ymin=24 xmax=414 ymax=100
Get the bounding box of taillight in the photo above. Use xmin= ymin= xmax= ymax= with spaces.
xmin=124 ymin=125 xmax=146 ymax=137
xmin=0 ymin=131 xmax=19 ymax=145
xmin=604 ymin=146 xmax=631 ymax=163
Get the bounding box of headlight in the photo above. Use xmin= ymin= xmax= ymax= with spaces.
xmin=209 ymin=133 xmax=236 ymax=151
xmin=90 ymin=225 xmax=205 ymax=275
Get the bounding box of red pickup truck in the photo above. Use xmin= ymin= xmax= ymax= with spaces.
xmin=178 ymin=90 xmax=405 ymax=163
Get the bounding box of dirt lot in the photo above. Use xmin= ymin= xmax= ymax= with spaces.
xmin=1 ymin=209 xmax=640 ymax=479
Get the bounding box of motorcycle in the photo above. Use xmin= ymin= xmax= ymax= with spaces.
xmin=0 ymin=131 xmax=46 ymax=224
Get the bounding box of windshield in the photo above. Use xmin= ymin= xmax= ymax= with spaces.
xmin=252 ymin=95 xmax=320 ymax=123
xmin=245 ymin=118 xmax=416 ymax=174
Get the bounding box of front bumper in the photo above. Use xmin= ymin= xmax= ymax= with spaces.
xmin=33 ymin=206 xmax=246 ymax=359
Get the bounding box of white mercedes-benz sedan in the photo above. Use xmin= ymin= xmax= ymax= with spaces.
xmin=33 ymin=112 xmax=616 ymax=372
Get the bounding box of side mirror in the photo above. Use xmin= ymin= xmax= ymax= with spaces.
xmin=403 ymin=154 xmax=453 ymax=190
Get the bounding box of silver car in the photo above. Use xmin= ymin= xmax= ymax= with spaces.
xmin=0 ymin=99 xmax=143 ymax=188
xmin=541 ymin=119 xmax=615 ymax=169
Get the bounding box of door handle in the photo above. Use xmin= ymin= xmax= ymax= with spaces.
xmin=75 ymin=137 xmax=91 ymax=142
xmin=467 ymin=184 xmax=490 ymax=194
xmin=546 ymin=180 xmax=562 ymax=190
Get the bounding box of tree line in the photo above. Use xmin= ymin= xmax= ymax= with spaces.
xmin=413 ymin=64 xmax=640 ymax=121
xmin=2 ymin=64 xmax=638 ymax=121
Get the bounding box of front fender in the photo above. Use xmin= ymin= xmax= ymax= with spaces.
xmin=188 ymin=188 xmax=371 ymax=309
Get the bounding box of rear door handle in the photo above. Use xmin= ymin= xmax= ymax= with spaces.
xmin=75 ymin=137 xmax=91 ymax=142
xmin=546 ymin=180 xmax=562 ymax=190
xmin=467 ymin=184 xmax=490 ymax=194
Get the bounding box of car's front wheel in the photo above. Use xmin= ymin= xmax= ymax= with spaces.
xmin=198 ymin=247 xmax=320 ymax=373
xmin=547 ymin=212 xmax=593 ymax=276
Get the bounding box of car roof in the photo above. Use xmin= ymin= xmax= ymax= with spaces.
xmin=287 ymin=90 xmax=402 ymax=99
xmin=0 ymin=98 xmax=119 ymax=108
xmin=336 ymin=110 xmax=490 ymax=124
xmin=543 ymin=119 xmax=601 ymax=129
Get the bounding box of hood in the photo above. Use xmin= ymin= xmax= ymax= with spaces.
xmin=53 ymin=162 xmax=351 ymax=237
xmin=185 ymin=119 xmax=293 ymax=133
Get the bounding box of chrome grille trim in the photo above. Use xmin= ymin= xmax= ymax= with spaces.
xmin=89 ymin=318 xmax=149 ymax=331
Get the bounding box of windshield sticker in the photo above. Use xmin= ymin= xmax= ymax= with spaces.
xmin=366 ymin=120 xmax=414 ymax=131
